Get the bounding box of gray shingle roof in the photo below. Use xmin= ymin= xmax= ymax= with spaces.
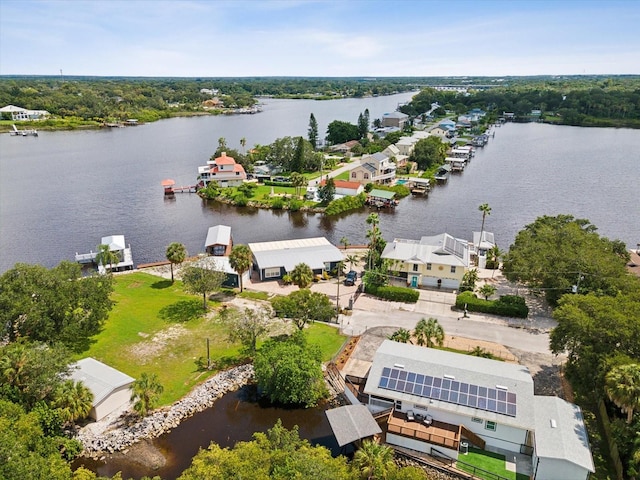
xmin=364 ymin=340 xmax=535 ymax=430
xmin=325 ymin=404 xmax=382 ymax=446
xmin=533 ymin=396 xmax=595 ymax=473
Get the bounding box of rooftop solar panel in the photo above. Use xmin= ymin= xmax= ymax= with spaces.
xmin=378 ymin=367 xmax=517 ymax=417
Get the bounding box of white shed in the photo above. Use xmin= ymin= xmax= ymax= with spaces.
xmin=70 ymin=358 xmax=135 ymax=421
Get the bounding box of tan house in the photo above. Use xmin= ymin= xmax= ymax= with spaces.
xmin=382 ymin=111 xmax=409 ymax=129
xmin=381 ymin=233 xmax=470 ymax=289
xmin=350 ymin=152 xmax=396 ymax=185
xmin=197 ymin=152 xmax=247 ymax=188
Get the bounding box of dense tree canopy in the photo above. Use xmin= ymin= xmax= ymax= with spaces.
xmin=0 ymin=261 xmax=114 ymax=352
xmin=502 ymin=215 xmax=632 ymax=306
xmin=408 ymin=136 xmax=447 ymax=171
xmin=254 ymin=332 xmax=327 ymax=407
xmin=326 ymin=120 xmax=360 ymax=145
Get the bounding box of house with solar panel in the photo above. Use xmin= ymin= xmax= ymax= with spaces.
xmin=358 ymin=340 xmax=594 ymax=480
xmin=381 ymin=233 xmax=471 ymax=289
xmin=248 ymin=237 xmax=343 ymax=281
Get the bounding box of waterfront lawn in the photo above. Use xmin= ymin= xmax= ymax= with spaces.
xmin=456 ymin=447 xmax=528 ymax=480
xmin=78 ymin=272 xmax=346 ymax=405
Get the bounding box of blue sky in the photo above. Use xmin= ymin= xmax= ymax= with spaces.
xmin=1 ymin=0 xmax=638 ymax=77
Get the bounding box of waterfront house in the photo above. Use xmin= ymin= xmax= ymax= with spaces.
xmin=381 ymin=144 xmax=409 ymax=168
xmin=0 ymin=104 xmax=50 ymax=121
xmin=382 ymin=111 xmax=409 ymax=129
xmin=319 ymin=179 xmax=364 ymax=197
xmin=358 ymin=341 xmax=594 ymax=480
xmin=70 ymin=358 xmax=134 ymax=421
xmin=197 ymin=152 xmax=247 ymax=188
xmin=381 ymin=233 xmax=470 ymax=289
xmin=75 ymin=235 xmax=134 ymax=273
xmin=192 ymin=255 xmax=247 ymax=289
xmin=248 ymin=237 xmax=344 ymax=281
xmin=350 ymin=152 xmax=396 ymax=185
xmin=204 ymin=225 xmax=232 ymax=256
xmin=472 ymin=231 xmax=495 ymax=268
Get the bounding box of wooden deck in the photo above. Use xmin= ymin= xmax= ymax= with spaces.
xmin=387 ymin=410 xmax=460 ymax=450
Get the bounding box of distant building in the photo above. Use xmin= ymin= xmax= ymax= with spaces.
xmin=382 ymin=111 xmax=409 ymax=129
xmin=197 ymin=152 xmax=247 ymax=188
xmin=0 ymin=104 xmax=50 ymax=121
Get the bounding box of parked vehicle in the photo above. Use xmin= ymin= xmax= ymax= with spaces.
xmin=344 ymin=270 xmax=358 ymax=286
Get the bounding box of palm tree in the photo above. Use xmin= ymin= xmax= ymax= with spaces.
xmin=488 ymin=245 xmax=503 ymax=278
xmin=366 ymin=213 xmax=381 ymax=271
xmin=346 ymin=254 xmax=360 ymax=271
xmin=389 ymin=328 xmax=412 ymax=344
xmin=95 ymin=243 xmax=120 ymax=273
xmin=290 ymin=172 xmax=307 ymax=197
xmin=477 ymin=203 xmax=492 ymax=264
xmin=352 ymin=439 xmax=395 ymax=480
xmin=131 ymin=372 xmax=164 ymax=418
xmin=229 ymin=244 xmax=253 ymax=292
xmin=605 ymin=363 xmax=640 ymax=423
xmin=290 ymin=263 xmax=314 ymax=289
xmin=340 ymin=236 xmax=350 ymax=250
xmin=478 ymin=283 xmax=497 ymax=300
xmin=240 ymin=137 xmax=246 ymax=154
xmin=53 ymin=379 xmax=94 ymax=423
xmin=414 ymin=317 xmax=445 ymax=348
xmin=166 ymin=242 xmax=187 ymax=283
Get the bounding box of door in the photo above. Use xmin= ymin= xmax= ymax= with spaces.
xmin=411 ymin=276 xmax=418 ymax=288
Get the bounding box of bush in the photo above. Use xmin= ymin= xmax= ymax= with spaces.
xmin=272 ymin=197 xmax=285 ymax=209
xmin=234 ymin=193 xmax=249 ymax=206
xmin=365 ymin=284 xmax=419 ymax=303
xmin=288 ymin=198 xmax=304 ymax=211
xmin=456 ymin=291 xmax=528 ymax=318
xmin=324 ymin=193 xmax=366 ymax=215
xmin=264 ymin=180 xmax=293 ymax=187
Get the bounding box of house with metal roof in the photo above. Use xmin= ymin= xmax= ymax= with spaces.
xmin=0 ymin=104 xmax=50 ymax=121
xmin=381 ymin=233 xmax=470 ymax=289
xmin=248 ymin=237 xmax=343 ymax=281
xmin=70 ymin=358 xmax=135 ymax=421
xmin=205 ymin=225 xmax=232 ymax=256
xmin=360 ymin=341 xmax=594 ymax=479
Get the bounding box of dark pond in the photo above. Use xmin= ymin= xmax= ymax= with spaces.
xmin=74 ymin=385 xmax=339 ymax=479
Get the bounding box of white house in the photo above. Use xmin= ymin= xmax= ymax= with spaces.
xmin=361 ymin=341 xmax=594 ymax=479
xmin=0 ymin=104 xmax=50 ymax=121
xmin=248 ymin=237 xmax=343 ymax=281
xmin=204 ymin=225 xmax=232 ymax=256
xmin=70 ymin=358 xmax=134 ymax=421
xmin=395 ymin=136 xmax=418 ymax=156
xmin=197 ymin=152 xmax=247 ymax=188
xmin=319 ymin=179 xmax=364 ymax=196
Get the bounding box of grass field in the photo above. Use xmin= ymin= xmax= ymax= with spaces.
xmin=457 ymin=447 xmax=529 ymax=480
xmin=78 ymin=272 xmax=346 ymax=405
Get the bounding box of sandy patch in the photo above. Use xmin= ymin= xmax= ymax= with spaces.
xmin=129 ymin=324 xmax=188 ymax=363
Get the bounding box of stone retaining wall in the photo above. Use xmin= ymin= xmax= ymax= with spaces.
xmin=76 ymin=364 xmax=254 ymax=457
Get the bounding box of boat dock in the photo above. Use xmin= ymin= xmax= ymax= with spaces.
xmin=75 ymin=235 xmax=134 ymax=273
xmin=10 ymin=124 xmax=38 ymax=136
xmin=407 ymin=177 xmax=431 ymax=196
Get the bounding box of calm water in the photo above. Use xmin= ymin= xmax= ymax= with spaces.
xmin=1 ymin=94 xmax=639 ymax=275
xmin=73 ymin=385 xmax=338 ymax=479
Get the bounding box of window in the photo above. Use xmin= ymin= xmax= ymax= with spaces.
xmin=485 ymin=421 xmax=497 ymax=431
xmin=264 ymin=267 xmax=281 ymax=278
xmin=364 ymin=173 xmax=369 ymax=179
xmin=412 ymin=264 xmax=418 ymax=272
xmin=351 ymin=172 xmax=356 ymax=179
xmin=471 ymin=417 xmax=483 ymax=424
xmin=426 ymin=263 xmax=432 ymax=270
xmin=450 ymin=266 xmax=456 ymax=273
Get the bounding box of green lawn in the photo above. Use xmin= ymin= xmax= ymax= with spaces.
xmin=456 ymin=447 xmax=529 ymax=480
xmin=79 ymin=272 xmax=346 ymax=405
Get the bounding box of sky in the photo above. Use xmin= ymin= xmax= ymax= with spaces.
xmin=1 ymin=0 xmax=639 ymax=77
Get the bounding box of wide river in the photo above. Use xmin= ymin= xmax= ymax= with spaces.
xmin=1 ymin=92 xmax=638 ymax=274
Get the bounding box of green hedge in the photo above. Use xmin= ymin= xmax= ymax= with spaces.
xmin=365 ymin=284 xmax=419 ymax=303
xmin=456 ymin=291 xmax=528 ymax=318
xmin=264 ymin=180 xmax=293 ymax=187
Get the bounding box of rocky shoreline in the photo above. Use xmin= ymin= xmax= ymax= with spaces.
xmin=75 ymin=364 xmax=254 ymax=458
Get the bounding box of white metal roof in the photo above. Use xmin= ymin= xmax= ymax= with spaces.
xmin=382 ymin=233 xmax=470 ymax=267
xmin=364 ymin=340 xmax=535 ymax=430
xmin=205 ymin=225 xmax=231 ymax=248
xmin=193 ymin=255 xmax=237 ymax=275
xmin=101 ymin=235 xmax=126 ymax=251
xmin=534 ymin=396 xmax=595 ymax=473
xmin=249 ymin=237 xmax=343 ymax=272
xmin=70 ymin=358 xmax=134 ymax=406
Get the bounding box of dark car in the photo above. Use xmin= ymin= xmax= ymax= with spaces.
xmin=344 ymin=270 xmax=358 ymax=286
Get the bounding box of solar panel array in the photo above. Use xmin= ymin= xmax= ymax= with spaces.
xmin=378 ymin=367 xmax=517 ymax=417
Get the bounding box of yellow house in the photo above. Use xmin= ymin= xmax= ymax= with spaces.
xmin=381 ymin=233 xmax=470 ymax=289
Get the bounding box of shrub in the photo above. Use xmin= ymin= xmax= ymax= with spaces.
xmin=365 ymin=284 xmax=419 ymax=303
xmin=324 ymin=193 xmax=366 ymax=215
xmin=288 ymin=198 xmax=304 ymax=211
xmin=264 ymin=180 xmax=293 ymax=187
xmin=234 ymin=193 xmax=249 ymax=206
xmin=456 ymin=291 xmax=528 ymax=318
xmin=272 ymin=197 xmax=285 ymax=209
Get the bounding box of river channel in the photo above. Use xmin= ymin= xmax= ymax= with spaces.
xmin=1 ymin=94 xmax=639 ymax=274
